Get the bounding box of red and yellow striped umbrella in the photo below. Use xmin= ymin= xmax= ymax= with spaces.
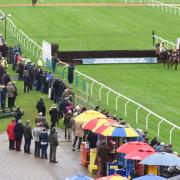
xmin=82 ymin=118 xmax=115 ymax=131
xmin=96 ymin=174 xmax=128 ymax=180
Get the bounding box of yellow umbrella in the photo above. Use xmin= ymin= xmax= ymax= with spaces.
xmin=75 ymin=110 xmax=106 ymax=124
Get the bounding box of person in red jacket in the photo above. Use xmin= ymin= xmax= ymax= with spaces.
xmin=7 ymin=119 xmax=16 ymax=150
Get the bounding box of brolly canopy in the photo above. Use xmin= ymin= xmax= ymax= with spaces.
xmin=66 ymin=174 xmax=94 ymax=180
xmin=75 ymin=110 xmax=106 ymax=123
xmin=94 ymin=123 xmax=138 ymax=137
xmin=82 ymin=118 xmax=115 ymax=131
xmin=139 ymin=152 xmax=180 ymax=166
xmin=125 ymin=148 xmax=156 ymax=161
xmin=116 ymin=141 xmax=153 ymax=154
xmin=133 ymin=174 xmax=166 ymax=180
xmin=96 ymin=174 xmax=128 ymax=180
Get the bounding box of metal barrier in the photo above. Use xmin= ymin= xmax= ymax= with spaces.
xmin=59 ymin=61 xmax=180 ymax=144
xmin=153 ymin=34 xmax=176 ymax=49
xmin=120 ymin=0 xmax=180 ymax=16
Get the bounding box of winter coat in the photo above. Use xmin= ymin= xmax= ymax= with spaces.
xmin=87 ymin=132 xmax=97 ymax=149
xmin=14 ymin=123 xmax=24 ymax=140
xmin=49 ymin=108 xmax=59 ymax=123
xmin=97 ymin=142 xmax=110 ymax=163
xmin=35 ymin=115 xmax=46 ymax=124
xmin=39 ymin=131 xmax=49 ymax=144
xmin=6 ymin=82 xmax=14 ymax=98
xmin=7 ymin=122 xmax=16 ymax=140
xmin=75 ymin=121 xmax=84 ymax=137
xmin=32 ymin=127 xmax=42 ymax=142
xmin=14 ymin=110 xmax=24 ymax=123
xmin=36 ymin=99 xmax=46 ymax=116
xmin=48 ymin=132 xmax=58 ymax=146
xmin=64 ymin=114 xmax=72 ymax=128
xmin=24 ymin=125 xmax=33 ymax=140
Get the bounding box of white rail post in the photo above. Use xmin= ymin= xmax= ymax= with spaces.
xmin=157 ymin=119 xmax=164 ymax=137
xmin=106 ymin=90 xmax=111 ymax=106
xmin=125 ymin=100 xmax=130 ymax=117
xmin=98 ymin=86 xmax=103 ymax=101
xmin=169 ymin=127 xmax=176 ymax=144
xmin=115 ymin=95 xmax=121 ymax=111
xmin=136 ymin=106 xmax=141 ymax=124
xmin=145 ymin=112 xmax=151 ymax=130
xmin=90 ymin=81 xmax=95 ymax=96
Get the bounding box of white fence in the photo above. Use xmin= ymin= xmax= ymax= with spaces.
xmin=120 ymin=0 xmax=180 ymax=16
xmin=0 ymin=10 xmax=42 ymax=59
xmin=1 ymin=9 xmax=179 ymax=146
xmin=153 ymin=34 xmax=176 ymax=49
xmin=60 ymin=63 xmax=180 ymax=145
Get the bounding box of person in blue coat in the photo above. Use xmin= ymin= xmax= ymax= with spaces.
xmin=39 ymin=127 xmax=48 ymax=159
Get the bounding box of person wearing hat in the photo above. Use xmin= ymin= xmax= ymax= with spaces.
xmin=48 ymin=127 xmax=58 ymax=163
xmin=36 ymin=97 xmax=46 ymax=116
xmin=14 ymin=107 xmax=24 ymax=123
xmin=39 ymin=127 xmax=48 ymax=159
xmin=33 ymin=123 xmax=42 ymax=157
xmin=23 ymin=120 xmax=33 ymax=153
xmin=14 ymin=119 xmax=24 ymax=151
xmin=64 ymin=110 xmax=73 ymax=141
xmin=49 ymin=104 xmax=60 ymax=130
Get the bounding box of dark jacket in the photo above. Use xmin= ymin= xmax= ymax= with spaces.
xmin=36 ymin=100 xmax=46 ymax=116
xmin=87 ymin=132 xmax=97 ymax=149
xmin=97 ymin=142 xmax=110 ymax=163
xmin=14 ymin=123 xmax=24 ymax=140
xmin=48 ymin=131 xmax=58 ymax=146
xmin=14 ymin=110 xmax=24 ymax=123
xmin=64 ymin=114 xmax=72 ymax=128
xmin=49 ymin=108 xmax=59 ymax=123
xmin=40 ymin=131 xmax=49 ymax=143
xmin=23 ymin=124 xmax=33 ymax=139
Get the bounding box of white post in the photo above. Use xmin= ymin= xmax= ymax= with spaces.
xmin=115 ymin=95 xmax=121 ymax=111
xmin=106 ymin=90 xmax=111 ymax=106
xmin=157 ymin=119 xmax=164 ymax=137
xmin=169 ymin=127 xmax=176 ymax=144
xmin=145 ymin=112 xmax=151 ymax=130
xmin=136 ymin=106 xmax=141 ymax=123
xmin=90 ymin=81 xmax=95 ymax=96
xmin=98 ymin=86 xmax=103 ymax=101
xmin=125 ymin=100 xmax=130 ymax=117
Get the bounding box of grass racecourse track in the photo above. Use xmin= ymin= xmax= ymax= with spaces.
xmin=0 ymin=2 xmax=180 ymax=51
xmin=0 ymin=0 xmax=179 ymax=152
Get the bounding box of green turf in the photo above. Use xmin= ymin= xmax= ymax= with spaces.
xmin=0 ymin=6 xmax=179 ymax=51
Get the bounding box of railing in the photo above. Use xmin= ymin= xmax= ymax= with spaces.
xmin=0 ymin=10 xmax=42 ymax=60
xmin=152 ymin=34 xmax=176 ymax=49
xmin=60 ymin=62 xmax=180 ymax=145
xmin=120 ymin=0 xmax=180 ymax=16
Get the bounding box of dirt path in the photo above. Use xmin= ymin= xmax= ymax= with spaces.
xmin=0 ymin=2 xmax=179 ymax=7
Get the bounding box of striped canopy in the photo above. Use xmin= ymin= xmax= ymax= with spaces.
xmin=74 ymin=110 xmax=106 ymax=124
xmin=82 ymin=118 xmax=115 ymax=131
xmin=94 ymin=123 xmax=139 ymax=137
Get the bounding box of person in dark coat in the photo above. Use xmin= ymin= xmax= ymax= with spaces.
xmin=2 ymin=71 xmax=11 ymax=86
xmin=0 ymin=83 xmax=6 ymax=113
xmin=49 ymin=104 xmax=59 ymax=130
xmin=48 ymin=127 xmax=58 ymax=163
xmin=36 ymin=97 xmax=46 ymax=116
xmin=39 ymin=127 xmax=48 ymax=159
xmin=23 ymin=120 xmax=33 ymax=153
xmin=87 ymin=131 xmax=97 ymax=149
xmin=12 ymin=81 xmax=17 ymax=107
xmin=64 ymin=110 xmax=72 ymax=141
xmin=23 ymin=70 xmax=30 ymax=93
xmin=68 ymin=64 xmax=74 ymax=84
xmin=150 ymin=136 xmax=158 ymax=147
xmin=14 ymin=107 xmax=24 ymax=123
xmin=97 ymin=139 xmax=110 ymax=177
xmin=51 ymin=53 xmax=59 ymax=74
xmin=14 ymin=119 xmax=24 ymax=151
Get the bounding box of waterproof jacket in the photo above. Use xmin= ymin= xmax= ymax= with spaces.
xmin=7 ymin=122 xmax=16 ymax=140
xmin=14 ymin=123 xmax=24 ymax=140
xmin=24 ymin=125 xmax=33 ymax=140
xmin=48 ymin=132 xmax=58 ymax=146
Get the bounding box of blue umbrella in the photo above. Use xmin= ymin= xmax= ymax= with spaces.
xmin=65 ymin=175 xmax=94 ymax=180
xmin=133 ymin=174 xmax=165 ymax=180
xmin=139 ymin=152 xmax=180 ymax=166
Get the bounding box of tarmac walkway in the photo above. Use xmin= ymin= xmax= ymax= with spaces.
xmin=0 ymin=128 xmax=93 ymax=180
